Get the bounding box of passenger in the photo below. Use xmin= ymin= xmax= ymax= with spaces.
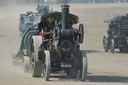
xmin=38 ymin=17 xmax=59 ymax=39
xmin=108 ymin=23 xmax=114 ymax=39
xmin=47 ymin=17 xmax=56 ymax=30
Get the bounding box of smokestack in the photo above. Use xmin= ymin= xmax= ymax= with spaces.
xmin=61 ymin=5 xmax=70 ymax=29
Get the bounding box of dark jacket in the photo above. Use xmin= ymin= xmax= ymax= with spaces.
xmin=38 ymin=21 xmax=48 ymax=32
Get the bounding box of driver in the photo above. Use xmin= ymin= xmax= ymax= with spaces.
xmin=38 ymin=16 xmax=48 ymax=33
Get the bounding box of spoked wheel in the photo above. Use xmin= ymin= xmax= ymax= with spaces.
xmin=80 ymin=51 xmax=88 ymax=81
xmin=31 ymin=36 xmax=42 ymax=77
xmin=110 ymin=39 xmax=115 ymax=53
xmin=79 ymin=24 xmax=84 ymax=43
xmin=42 ymin=50 xmax=51 ymax=81
xmin=103 ymin=36 xmax=109 ymax=52
xmin=23 ymin=56 xmax=30 ymax=73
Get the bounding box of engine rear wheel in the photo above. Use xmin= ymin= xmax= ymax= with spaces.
xmin=42 ymin=50 xmax=51 ymax=81
xmin=23 ymin=56 xmax=30 ymax=73
xmin=31 ymin=36 xmax=42 ymax=77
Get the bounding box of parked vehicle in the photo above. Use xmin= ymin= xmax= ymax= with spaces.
xmin=13 ymin=5 xmax=88 ymax=81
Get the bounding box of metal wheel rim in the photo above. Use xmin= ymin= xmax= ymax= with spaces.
xmin=110 ymin=39 xmax=114 ymax=53
xmin=43 ymin=59 xmax=47 ymax=79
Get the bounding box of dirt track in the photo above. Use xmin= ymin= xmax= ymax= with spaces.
xmin=0 ymin=3 xmax=128 ymax=85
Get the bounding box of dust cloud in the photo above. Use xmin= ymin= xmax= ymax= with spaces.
xmin=0 ymin=3 xmax=37 ymax=75
xmin=0 ymin=1 xmax=128 ymax=83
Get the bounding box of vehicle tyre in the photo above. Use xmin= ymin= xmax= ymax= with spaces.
xmin=31 ymin=36 xmax=42 ymax=77
xmin=110 ymin=39 xmax=115 ymax=53
xmin=24 ymin=56 xmax=30 ymax=73
xmin=80 ymin=51 xmax=88 ymax=81
xmin=42 ymin=50 xmax=51 ymax=81
xmin=103 ymin=36 xmax=109 ymax=52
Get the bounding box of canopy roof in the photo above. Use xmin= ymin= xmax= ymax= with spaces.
xmin=105 ymin=15 xmax=128 ymax=23
xmin=41 ymin=12 xmax=79 ymax=25
xmin=104 ymin=16 xmax=122 ymax=23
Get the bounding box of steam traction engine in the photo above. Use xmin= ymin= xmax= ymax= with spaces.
xmin=33 ymin=5 xmax=88 ymax=81
xmin=14 ymin=5 xmax=88 ymax=81
xmin=103 ymin=14 xmax=128 ymax=53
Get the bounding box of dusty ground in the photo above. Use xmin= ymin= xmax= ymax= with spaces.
xmin=0 ymin=3 xmax=128 ymax=85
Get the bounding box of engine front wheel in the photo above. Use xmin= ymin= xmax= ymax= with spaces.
xmin=42 ymin=50 xmax=51 ymax=81
xmin=80 ymin=51 xmax=88 ymax=81
xmin=23 ymin=56 xmax=30 ymax=73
